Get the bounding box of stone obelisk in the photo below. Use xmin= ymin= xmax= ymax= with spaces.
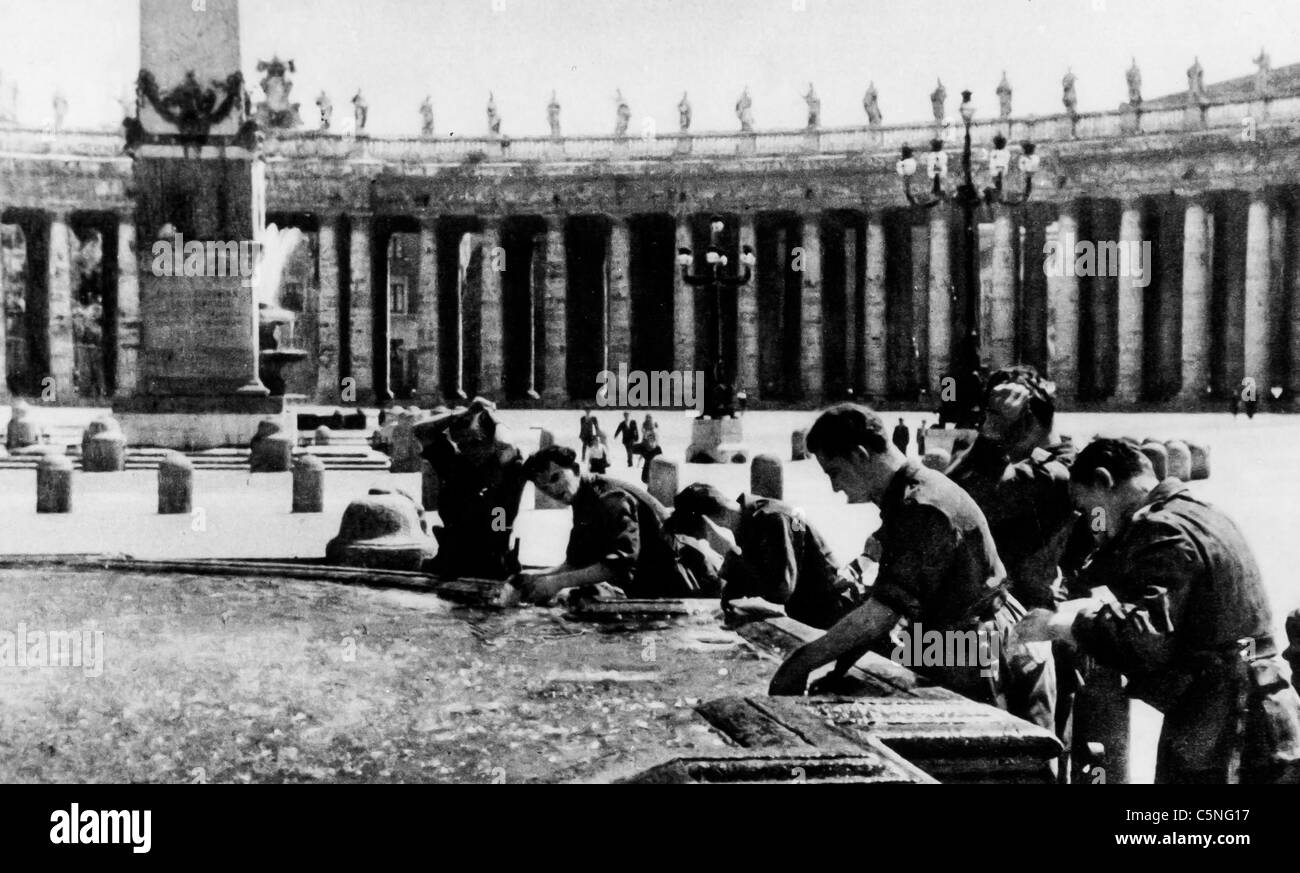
xmin=116 ymin=0 xmax=285 ymax=449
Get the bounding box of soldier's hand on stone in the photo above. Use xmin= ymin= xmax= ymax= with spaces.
xmin=510 ymin=570 xmax=558 ymax=604
xmin=981 ymin=381 xmax=1032 ymax=443
xmin=1011 ymin=608 xmax=1056 ymax=644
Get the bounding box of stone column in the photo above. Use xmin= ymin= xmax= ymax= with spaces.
xmin=1289 ymin=202 xmax=1300 ymax=397
xmin=1180 ymin=198 xmax=1212 ymax=401
xmin=47 ymin=211 xmax=75 ymax=400
xmin=417 ymin=216 xmax=440 ymax=402
xmin=842 ymin=219 xmax=859 ymax=395
xmin=1243 ymin=191 xmax=1271 ymax=391
xmin=799 ymin=214 xmax=823 ymax=401
xmin=0 ymin=209 xmax=6 ymax=401
xmin=987 ymin=205 xmax=1017 ymax=371
xmin=1047 ymin=202 xmax=1080 ymax=401
xmin=542 ymin=215 xmax=568 ymax=405
xmin=479 ymin=218 xmax=504 ymax=399
xmin=607 ymin=217 xmax=632 ymax=372
xmin=347 ymin=213 xmax=373 ymax=403
xmin=1268 ymin=205 xmax=1287 ymax=393
xmin=927 ymin=209 xmax=952 ymax=393
xmin=114 ymin=215 xmax=140 ymax=397
xmin=1115 ymin=198 xmax=1145 ymax=402
xmin=737 ymin=215 xmax=760 ymax=396
xmin=864 ymin=211 xmax=888 ymax=399
xmin=315 ymin=213 xmax=342 ymax=403
xmin=673 ymin=214 xmax=696 ymax=375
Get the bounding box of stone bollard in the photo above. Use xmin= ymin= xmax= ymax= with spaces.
xmin=538 ymin=428 xmax=555 ymax=450
xmin=1139 ymin=440 xmax=1168 ymax=481
xmin=1188 ymin=442 xmax=1211 ymax=480
xmin=292 ymin=455 xmax=326 ymax=513
xmin=420 ymin=460 xmax=440 ymax=512
xmin=314 ymin=425 xmax=333 ymax=446
xmin=250 ymin=419 xmax=293 ymax=473
xmin=922 ymin=448 xmax=952 ymax=471
xmin=6 ymin=400 xmax=42 ymax=450
xmin=325 ymin=489 xmax=438 ymax=571
xmin=158 ymin=451 xmax=193 ymax=515
xmin=388 ymin=412 xmax=423 ymax=473
xmin=81 ymin=416 xmax=127 ymax=472
xmin=36 ymin=454 xmax=73 ymax=513
xmin=791 ymin=429 xmax=808 ymax=461
xmin=750 ymin=454 xmax=784 ymax=500
xmin=1164 ymin=440 xmax=1192 ymax=482
xmin=648 ymin=457 xmax=679 ymax=508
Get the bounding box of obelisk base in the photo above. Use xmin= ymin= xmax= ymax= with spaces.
xmin=115 ymin=394 xmax=296 ymax=451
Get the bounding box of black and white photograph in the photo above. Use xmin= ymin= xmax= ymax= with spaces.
xmin=0 ymin=0 xmax=1298 ymax=848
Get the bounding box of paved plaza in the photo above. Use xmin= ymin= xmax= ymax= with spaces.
xmin=3 ymin=405 xmax=1298 ymax=783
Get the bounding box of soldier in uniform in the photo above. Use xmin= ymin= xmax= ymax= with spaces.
xmin=513 ymin=445 xmax=706 ymax=603
xmin=668 ymin=483 xmax=869 ymax=629
xmin=769 ymin=404 xmax=1025 ymax=709
xmin=1017 ymin=438 xmax=1300 ymax=783
xmin=414 ymin=397 xmax=527 ymax=580
xmin=946 ymin=365 xmax=1075 ymax=735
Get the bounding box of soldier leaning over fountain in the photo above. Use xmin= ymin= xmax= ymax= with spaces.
xmin=666 ymin=483 xmax=868 ymax=630
xmin=414 ymin=398 xmax=527 ymax=580
xmin=1016 ymin=438 xmax=1300 ymax=783
xmin=769 ymin=404 xmax=1025 ymax=705
xmin=512 ymin=445 xmax=711 ymax=603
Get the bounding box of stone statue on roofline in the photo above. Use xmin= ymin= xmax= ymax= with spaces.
xmin=736 ymin=86 xmax=754 ymax=132
xmin=254 ymin=56 xmax=302 ymax=129
xmin=352 ymin=90 xmax=368 ymax=133
xmin=930 ymin=79 xmax=946 ymax=124
xmin=996 ymin=71 xmax=1012 ymax=118
xmin=487 ymin=91 xmax=501 ymax=135
xmin=1187 ymin=56 xmax=1207 ymax=102
xmin=614 ymin=89 xmax=631 ymax=137
xmin=419 ymin=95 xmax=434 ymax=137
xmin=863 ymin=82 xmax=881 ymax=126
xmin=678 ymin=91 xmax=691 ymax=132
xmin=804 ymin=82 xmax=820 ymax=129
xmin=1254 ymin=47 xmax=1272 ymax=97
xmin=548 ymin=90 xmax=561 ymax=138
xmin=1126 ymin=58 xmax=1142 ymax=108
xmin=1062 ymin=68 xmax=1078 ymax=117
xmin=316 ymin=91 xmax=332 ymax=131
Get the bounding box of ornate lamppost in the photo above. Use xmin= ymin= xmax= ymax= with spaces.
xmin=896 ymin=89 xmax=1040 ymax=425
xmin=677 ymin=217 xmax=755 ymax=461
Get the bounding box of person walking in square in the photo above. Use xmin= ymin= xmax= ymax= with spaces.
xmin=614 ymin=411 xmax=640 ymax=468
xmin=892 ymin=418 xmax=910 ymax=456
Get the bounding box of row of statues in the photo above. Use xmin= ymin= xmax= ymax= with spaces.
xmin=320 ymin=46 xmax=1276 ymax=140
xmin=10 ymin=46 xmax=1279 ymax=137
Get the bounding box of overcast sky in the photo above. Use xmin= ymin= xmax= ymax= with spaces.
xmin=0 ymin=0 xmax=1294 ymax=136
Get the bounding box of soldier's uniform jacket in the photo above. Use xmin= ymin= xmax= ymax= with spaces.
xmin=870 ymin=461 xmax=1023 ymax=707
xmin=946 ymin=436 xmax=1079 ymax=609
xmin=720 ymin=494 xmax=866 ymax=629
xmin=566 ymin=474 xmax=694 ymax=598
xmin=1073 ymin=478 xmax=1300 ymax=782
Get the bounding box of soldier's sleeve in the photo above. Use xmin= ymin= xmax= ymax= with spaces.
xmin=869 ymin=503 xmax=958 ymax=621
xmin=593 ymin=490 xmax=641 ymax=587
xmin=1071 ymin=518 xmax=1197 ymax=675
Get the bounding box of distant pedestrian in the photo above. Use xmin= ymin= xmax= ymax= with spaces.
xmin=587 ymin=423 xmax=610 ymax=474
xmin=917 ymin=421 xmax=927 ymax=455
xmin=614 ymin=411 xmax=640 ymax=467
xmin=579 ymin=407 xmax=597 ymax=460
xmin=639 ymin=414 xmax=662 ymax=484
xmin=892 ymin=418 xmax=910 ymax=455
